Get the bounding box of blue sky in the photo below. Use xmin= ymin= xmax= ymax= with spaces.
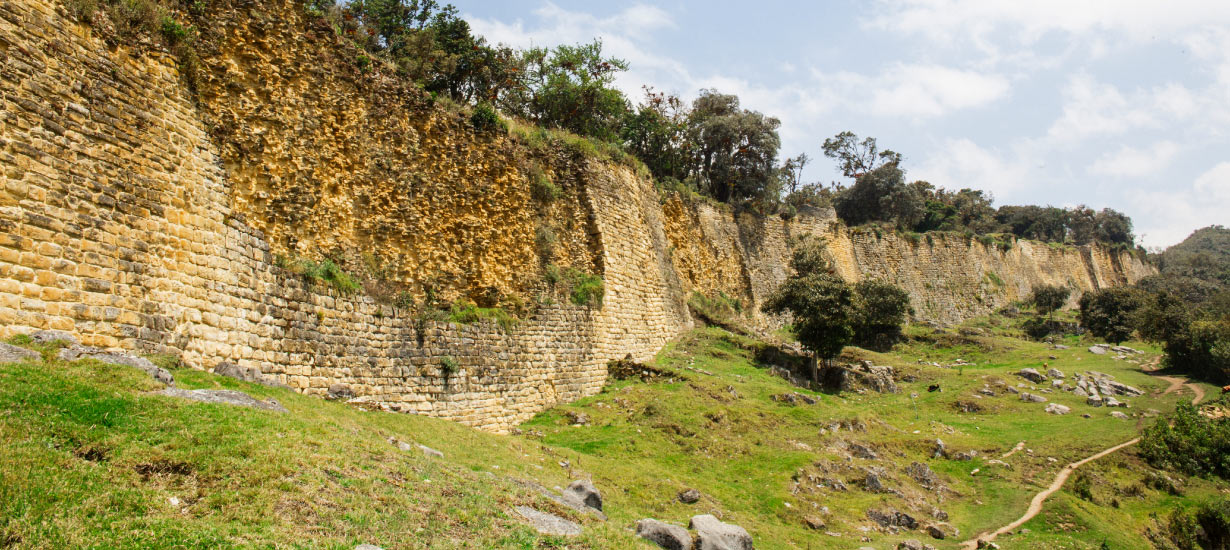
xmin=461 ymin=1 xmax=1230 ymax=248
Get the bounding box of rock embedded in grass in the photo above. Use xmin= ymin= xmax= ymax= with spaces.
xmin=160 ymin=388 xmax=288 ymax=412
xmin=1017 ymin=368 xmax=1047 ymax=383
xmin=636 ymin=519 xmax=692 ymax=550
xmin=0 ymin=342 xmax=40 ymax=363
xmin=678 ymin=488 xmax=701 ymax=504
xmin=1045 ymin=403 xmax=1071 ymax=415
xmin=30 ymin=330 xmax=78 ymax=346
xmin=565 ymin=479 xmax=602 ymax=511
xmin=59 ymin=345 xmax=174 ymax=386
xmin=513 ymin=505 xmax=582 ymax=536
xmin=689 ymin=514 xmax=754 ymax=550
xmin=213 ymin=361 xmax=288 ymax=389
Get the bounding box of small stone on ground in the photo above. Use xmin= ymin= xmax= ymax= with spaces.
xmin=513 ymin=505 xmax=582 ymax=536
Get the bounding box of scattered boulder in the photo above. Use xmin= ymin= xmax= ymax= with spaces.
xmin=771 ymin=392 xmax=817 ymax=405
xmin=636 ymin=519 xmax=692 ymax=550
xmin=932 ymin=439 xmax=948 ymax=459
xmin=690 ymin=514 xmax=754 ymax=550
xmin=952 ymin=450 xmax=978 ymax=461
xmin=678 ymin=488 xmax=701 ymax=504
xmin=925 ymin=523 xmax=957 ymax=539
xmin=417 ymin=444 xmax=444 ymax=458
xmin=160 ymin=388 xmax=287 ymax=412
xmin=977 ymin=539 xmax=1001 ymax=549
xmin=1087 ymin=395 xmax=1104 ymax=407
xmin=213 ymin=362 xmax=288 ymax=388
xmin=849 ymin=443 xmax=879 ymax=460
xmin=1020 ymin=392 xmax=1047 ymax=403
xmin=803 ymin=515 xmax=826 ymax=530
xmin=1004 ymin=386 xmax=1020 ymax=394
xmin=514 ymin=506 xmax=582 ymax=536
xmin=1045 ymin=403 xmax=1071 ymax=415
xmin=1051 ymin=379 xmax=1064 ymax=388
xmin=31 ymin=330 xmax=78 ymax=346
xmin=906 ymin=461 xmax=941 ymax=490
xmin=1047 ymin=368 xmax=1065 ymax=379
xmin=1017 ymin=368 xmax=1047 ymax=383
xmin=867 ymin=509 xmax=918 ymax=529
xmin=326 ymin=384 xmax=354 ymax=400
xmin=898 ymin=540 xmax=925 ymax=550
xmin=58 ymin=345 xmax=174 ymax=386
xmin=566 ymin=410 xmax=590 ymax=426
xmin=0 ymin=342 xmax=40 ymax=363
xmin=1103 ymin=396 xmax=1122 ymax=408
xmin=565 ymin=479 xmax=602 ymax=511
xmin=1111 ymin=411 xmax=1129 ymax=419
xmin=1053 ymin=344 xmax=1070 ymax=350
xmin=1088 ymin=345 xmax=1107 ymax=355
xmin=865 ymin=469 xmax=889 ymax=493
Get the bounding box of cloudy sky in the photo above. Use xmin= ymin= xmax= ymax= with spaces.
xmin=463 ymin=1 xmax=1230 ymax=248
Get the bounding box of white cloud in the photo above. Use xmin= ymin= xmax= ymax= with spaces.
xmin=1088 ymin=142 xmax=1179 ymax=177
xmin=1129 ymin=162 xmax=1230 ymax=247
xmin=1046 ymin=74 xmax=1156 ymax=142
xmin=827 ymin=64 xmax=1011 ymax=119
xmin=911 ymin=138 xmax=1034 ymax=199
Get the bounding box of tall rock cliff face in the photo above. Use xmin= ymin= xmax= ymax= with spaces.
xmin=0 ymin=0 xmax=1153 ymax=430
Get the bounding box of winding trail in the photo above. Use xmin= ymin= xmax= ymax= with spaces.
xmin=962 ymin=355 xmax=1202 ymax=549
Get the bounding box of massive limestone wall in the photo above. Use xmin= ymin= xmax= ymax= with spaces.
xmin=662 ymin=200 xmax=1154 ymax=327
xmin=0 ymin=0 xmax=688 ymax=432
xmin=0 ymin=0 xmax=1150 ymax=432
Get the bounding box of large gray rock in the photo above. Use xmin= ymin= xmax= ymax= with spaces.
xmin=690 ymin=515 xmax=753 ymax=550
xmin=678 ymin=488 xmax=701 ymax=504
xmin=514 ymin=506 xmax=581 ymax=536
xmin=31 ymin=330 xmax=78 ymax=346
xmin=0 ymin=342 xmax=40 ymax=363
xmin=636 ymin=519 xmax=692 ymax=550
xmin=58 ymin=345 xmax=173 ymax=386
xmin=565 ymin=479 xmax=602 ymax=511
xmin=932 ymin=439 xmax=947 ymax=459
xmin=327 ymin=383 xmax=354 ymax=400
xmin=1088 ymin=346 xmax=1107 ymax=355
xmin=1087 ymin=395 xmax=1104 ymax=407
xmin=1045 ymin=403 xmax=1071 ymax=415
xmin=906 ymin=461 xmax=940 ymax=490
xmin=1017 ymin=368 xmax=1047 ymax=383
xmin=867 ymin=509 xmax=918 ymax=529
xmin=213 ymin=362 xmax=288 ymax=389
xmin=1020 ymin=392 xmax=1047 ymax=403
xmin=849 ymin=442 xmax=878 ymax=460
xmin=161 ymin=388 xmax=288 ymax=412
xmin=1047 ymin=368 xmax=1065 ymax=379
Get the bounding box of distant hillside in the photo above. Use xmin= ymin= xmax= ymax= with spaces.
xmin=1158 ymin=225 xmax=1230 ymax=288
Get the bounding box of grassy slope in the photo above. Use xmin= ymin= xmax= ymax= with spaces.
xmin=0 ymin=315 xmax=1224 ymax=549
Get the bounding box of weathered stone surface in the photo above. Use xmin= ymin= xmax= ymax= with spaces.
xmin=867 ymin=509 xmax=918 ymax=529
xmin=1089 ymin=346 xmax=1107 ymax=355
xmin=907 ymin=461 xmax=941 ymax=490
xmin=1020 ymin=392 xmax=1048 ymax=403
xmin=0 ymin=343 xmax=40 ymax=363
xmin=636 ymin=519 xmax=692 ymax=550
xmin=1111 ymin=411 xmax=1129 ymax=419
xmin=31 ymin=330 xmax=78 ymax=346
xmin=678 ymin=488 xmax=702 ymax=503
xmin=690 ymin=514 xmax=754 ymax=550
xmin=59 ymin=346 xmax=174 ymax=386
xmin=327 ymin=384 xmax=354 ymax=400
xmin=1047 ymin=368 xmax=1065 ymax=379
xmin=514 ymin=506 xmax=582 ymax=536
xmin=932 ymin=439 xmax=948 ymax=459
xmin=1018 ymin=368 xmax=1048 ymax=383
xmin=213 ymin=362 xmax=288 ymax=389
xmin=417 ymin=444 xmax=444 ymax=458
xmin=565 ymin=479 xmax=602 ymax=511
xmin=0 ymin=0 xmax=1155 ymax=434
xmin=1045 ymin=403 xmax=1071 ymax=415
xmin=850 ymin=443 xmax=879 ymax=460
xmin=161 ymin=388 xmax=288 ymax=412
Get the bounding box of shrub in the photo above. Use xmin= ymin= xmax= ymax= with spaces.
xmin=296 ymin=258 xmax=361 ymax=295
xmin=439 ymin=356 xmax=459 ymax=376
xmin=394 ymin=291 xmax=414 ymax=309
xmin=569 ymin=271 xmax=604 ymax=307
xmin=447 ymin=301 xmax=517 ymax=330
xmin=470 ymin=103 xmax=506 ymax=133
xmin=1139 ymin=402 xmax=1230 ymax=478
xmin=1030 ymin=284 xmax=1072 ymax=317
xmin=851 ymin=279 xmax=912 ymax=351
xmin=529 ymin=165 xmax=561 ymax=203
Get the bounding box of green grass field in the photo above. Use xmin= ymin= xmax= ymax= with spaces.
xmin=0 ymin=314 xmax=1224 ymax=549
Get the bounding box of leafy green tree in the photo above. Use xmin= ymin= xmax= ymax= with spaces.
xmin=1094 ymin=208 xmax=1134 ymax=246
xmin=832 ymin=163 xmax=923 ymax=229
xmin=780 ymin=153 xmax=811 ymax=195
xmin=762 ymin=238 xmax=854 ymax=381
xmin=510 ymin=41 xmax=630 ymax=142
xmin=1139 ymin=401 xmax=1230 ymax=478
xmin=851 ymin=280 xmax=912 ymax=351
xmin=820 ymin=131 xmax=902 ymax=178
xmin=1030 ymin=284 xmax=1071 ymax=319
xmin=1078 ymin=287 xmax=1144 ymax=344
xmin=996 ymin=205 xmax=1069 ymax=242
xmin=621 ymin=87 xmax=691 ymax=182
xmin=687 ymin=90 xmax=782 ymax=203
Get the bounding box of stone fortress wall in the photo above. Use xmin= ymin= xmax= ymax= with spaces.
xmin=0 ymin=0 xmax=1153 ymax=431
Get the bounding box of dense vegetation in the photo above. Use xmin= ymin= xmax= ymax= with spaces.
xmin=1075 ymin=226 xmax=1230 ymax=382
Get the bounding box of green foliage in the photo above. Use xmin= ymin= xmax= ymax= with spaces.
xmin=509 ymin=41 xmax=630 ymax=142
xmin=833 ymin=163 xmax=922 ymax=229
xmin=1030 ymin=284 xmax=1072 ymax=317
xmin=762 ymin=241 xmax=854 ymax=365
xmin=290 ymin=258 xmax=362 ymax=295
xmin=1072 ymin=471 xmax=1094 ymax=501
xmin=851 ymin=279 xmax=912 ymax=351
xmin=158 ymin=15 xmax=190 ymax=44
xmin=469 ymin=102 xmax=506 ymax=133
xmin=6 ymin=334 xmax=31 ymax=346
xmin=439 ymin=355 xmax=459 ymax=376
xmin=568 ymin=271 xmax=604 ymax=308
xmin=1140 ymin=402 xmax=1230 ymax=478
xmin=687 ymin=90 xmax=782 ymax=203
xmin=621 ymin=87 xmax=691 ymax=182
xmin=1079 ymin=287 xmax=1144 ymax=345
xmin=447 ymin=301 xmax=517 ymax=330
xmin=529 ymin=164 xmax=561 ymax=203
xmin=1158 ymin=226 xmax=1230 ymax=288
xmin=820 ymin=131 xmax=901 ymax=178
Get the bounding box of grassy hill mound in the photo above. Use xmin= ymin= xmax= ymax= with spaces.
xmin=0 ymin=318 xmax=1224 ymax=549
